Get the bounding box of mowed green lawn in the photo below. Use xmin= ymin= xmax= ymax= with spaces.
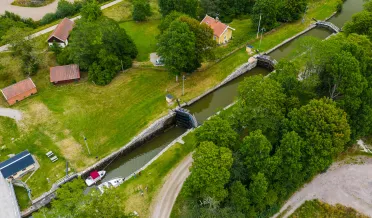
xmin=120 ymin=20 xmax=160 ymax=62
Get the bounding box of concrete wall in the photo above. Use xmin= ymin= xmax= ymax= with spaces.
xmin=185 ymin=59 xmax=258 ymax=107
xmin=79 ymin=111 xmax=177 ymax=178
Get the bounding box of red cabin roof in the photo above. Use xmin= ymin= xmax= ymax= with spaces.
xmin=50 ymin=64 xmax=80 ymax=83
xmin=47 ymin=18 xmax=74 ymax=43
xmin=1 ymin=78 xmax=36 ymax=100
xmin=200 ymin=15 xmax=229 ymax=37
xmin=90 ymin=171 xmax=100 ymax=179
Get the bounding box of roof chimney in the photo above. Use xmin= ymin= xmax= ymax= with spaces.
xmin=216 ymin=16 xmax=219 ymax=22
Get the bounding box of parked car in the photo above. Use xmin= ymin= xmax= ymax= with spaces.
xmin=156 ymin=57 xmax=164 ymax=65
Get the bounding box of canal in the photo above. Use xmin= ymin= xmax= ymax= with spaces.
xmin=99 ymin=0 xmax=365 ymax=184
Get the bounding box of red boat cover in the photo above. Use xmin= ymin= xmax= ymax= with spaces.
xmin=90 ymin=171 xmax=100 ymax=179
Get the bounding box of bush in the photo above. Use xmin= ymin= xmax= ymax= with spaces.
xmin=40 ymin=13 xmax=57 ymax=25
xmin=40 ymin=0 xmax=83 ymax=25
xmin=336 ymin=0 xmax=343 ymax=12
xmin=132 ymin=0 xmax=152 ymax=21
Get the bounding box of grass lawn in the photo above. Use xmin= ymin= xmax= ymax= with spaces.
xmin=289 ymin=200 xmax=369 ymax=218
xmin=103 ymin=0 xmax=161 ymax=22
xmin=120 ymin=20 xmax=160 ymax=62
xmin=14 ymin=186 xmax=31 ymax=210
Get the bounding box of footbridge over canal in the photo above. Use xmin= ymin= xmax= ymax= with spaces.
xmin=314 ymin=19 xmax=341 ymax=33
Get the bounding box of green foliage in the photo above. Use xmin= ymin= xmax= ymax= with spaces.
xmin=273 ymin=131 xmax=305 ymax=199
xmin=158 ymin=0 xmax=198 ymax=17
xmin=252 ymin=0 xmax=279 ymax=30
xmin=248 ymin=172 xmax=268 ymax=211
xmin=80 ymin=0 xmax=102 ymax=22
xmin=157 ymin=20 xmax=196 ymax=75
xmin=61 ymin=17 xmax=137 ymax=85
xmin=240 ymin=130 xmax=274 ymax=179
xmin=132 ymin=0 xmax=152 ymax=21
xmin=228 ymin=181 xmax=252 ymax=214
xmin=185 ymin=141 xmax=233 ymax=201
xmin=199 ymin=0 xmax=254 ymax=22
xmin=290 ymin=199 xmax=369 ymax=218
xmin=195 ymin=116 xmax=238 ymax=150
xmin=233 ymin=75 xmax=286 ymax=142
xmin=287 ymin=98 xmax=351 ymax=177
xmin=158 ymin=11 xmax=184 ymax=33
xmin=40 ymin=0 xmax=82 ymax=25
xmin=344 ymin=11 xmax=372 ymax=40
xmin=33 ymin=179 xmax=131 ymax=218
xmin=0 ymin=11 xmax=37 ymax=44
xmin=2 ymin=27 xmax=40 ymax=76
xmin=277 ymin=0 xmax=308 ymax=22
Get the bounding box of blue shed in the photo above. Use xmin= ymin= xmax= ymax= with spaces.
xmin=0 ymin=150 xmax=35 ymax=179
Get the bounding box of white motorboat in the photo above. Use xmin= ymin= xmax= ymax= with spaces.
xmin=85 ymin=170 xmax=106 ymax=186
xmin=97 ymin=177 xmax=125 ymax=194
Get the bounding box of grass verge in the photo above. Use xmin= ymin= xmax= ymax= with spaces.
xmin=14 ymin=186 xmax=31 ymax=210
xmin=289 ymin=199 xmax=369 ymax=218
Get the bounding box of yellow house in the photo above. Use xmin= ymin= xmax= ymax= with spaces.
xmin=200 ymin=15 xmax=235 ymax=45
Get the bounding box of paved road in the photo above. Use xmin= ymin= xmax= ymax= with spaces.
xmin=0 ymin=108 xmax=22 ymax=121
xmin=273 ymin=156 xmax=372 ymax=218
xmin=151 ymin=154 xmax=193 ymax=218
xmin=0 ymin=0 xmax=123 ymax=52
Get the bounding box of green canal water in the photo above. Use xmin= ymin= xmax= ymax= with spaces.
xmin=100 ymin=0 xmax=365 ymax=184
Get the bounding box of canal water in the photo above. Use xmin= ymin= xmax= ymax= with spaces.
xmin=99 ymin=0 xmax=365 ymax=184
xmin=269 ymin=0 xmax=364 ymax=60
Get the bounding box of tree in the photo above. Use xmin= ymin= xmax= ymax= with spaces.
xmin=233 ymin=75 xmax=286 ymax=142
xmin=79 ymin=189 xmax=131 ymax=218
xmin=158 ymin=11 xmax=184 ymax=33
xmin=132 ymin=0 xmax=152 ymax=21
xmin=195 ymin=116 xmax=238 ymax=150
xmin=273 ymin=131 xmax=305 ymax=199
xmin=344 ymin=11 xmax=372 ymax=40
xmin=287 ymin=98 xmax=351 ymax=177
xmin=240 ymin=130 xmax=275 ymax=179
xmin=3 ymin=27 xmax=40 ymax=76
xmin=252 ymin=0 xmax=278 ymax=30
xmin=64 ymin=18 xmax=137 ymax=85
xmin=277 ymin=0 xmax=307 ymax=22
xmin=157 ymin=20 xmax=196 ymax=75
xmin=47 ymin=179 xmax=85 ymax=217
xmin=185 ymin=141 xmax=233 ymax=201
xmin=80 ymin=0 xmax=102 ymax=22
xmin=178 ymin=15 xmax=216 ymax=61
xmin=229 ymin=181 xmax=254 ymax=215
xmin=248 ymin=172 xmax=268 ymax=211
xmin=158 ymin=0 xmax=198 ymax=17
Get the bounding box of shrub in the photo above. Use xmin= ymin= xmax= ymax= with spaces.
xmin=132 ymin=0 xmax=152 ymax=21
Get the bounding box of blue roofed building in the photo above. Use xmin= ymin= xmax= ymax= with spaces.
xmin=0 ymin=150 xmax=36 ymax=180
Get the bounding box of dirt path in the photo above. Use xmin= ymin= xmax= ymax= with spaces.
xmin=273 ymin=156 xmax=372 ymax=218
xmin=0 ymin=107 xmax=22 ymax=121
xmin=151 ymin=154 xmax=193 ymax=218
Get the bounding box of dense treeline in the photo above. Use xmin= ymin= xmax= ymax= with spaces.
xmin=158 ymin=0 xmax=308 ymax=27
xmin=178 ymin=21 xmax=372 ymax=217
xmin=0 ymin=11 xmax=37 ymax=43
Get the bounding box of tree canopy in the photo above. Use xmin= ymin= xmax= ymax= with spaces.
xmin=59 ymin=17 xmax=137 ymax=85
xmin=185 ymin=141 xmax=233 ymax=201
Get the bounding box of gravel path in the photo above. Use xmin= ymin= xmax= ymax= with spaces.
xmin=0 ymin=107 xmax=22 ymax=121
xmin=151 ymin=154 xmax=193 ymax=218
xmin=273 ymin=156 xmax=372 ymax=218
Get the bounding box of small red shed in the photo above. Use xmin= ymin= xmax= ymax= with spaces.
xmin=1 ymin=78 xmax=37 ymax=105
xmin=47 ymin=18 xmax=74 ymax=48
xmin=50 ymin=64 xmax=80 ymax=84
